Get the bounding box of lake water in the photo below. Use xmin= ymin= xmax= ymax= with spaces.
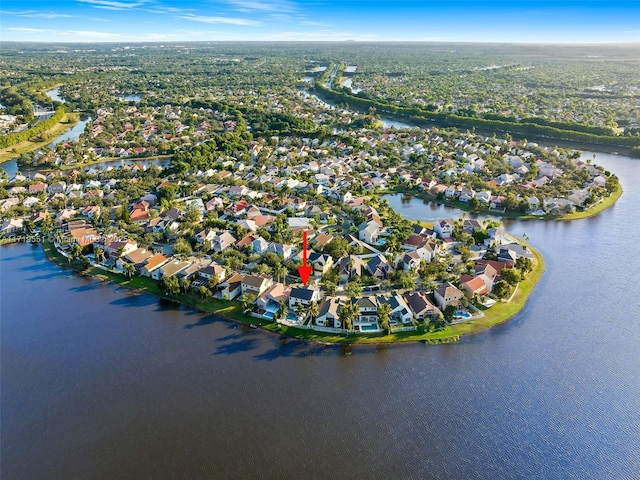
xmin=2 ymin=152 xmax=640 ymax=479
xmin=120 ymin=95 xmax=142 ymax=102
xmin=45 ymin=87 xmax=65 ymax=103
xmin=48 ymin=116 xmax=92 ymax=148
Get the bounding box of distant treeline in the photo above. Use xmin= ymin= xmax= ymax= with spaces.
xmin=312 ymin=84 xmax=640 ymax=149
xmin=0 ymin=107 xmax=65 ymax=150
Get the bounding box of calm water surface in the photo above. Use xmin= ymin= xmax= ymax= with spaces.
xmin=2 ymin=152 xmax=639 ymax=479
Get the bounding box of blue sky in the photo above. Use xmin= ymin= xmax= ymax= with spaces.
xmin=2 ymin=0 xmax=639 ymax=43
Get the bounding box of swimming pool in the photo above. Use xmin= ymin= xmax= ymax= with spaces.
xmin=360 ymin=324 xmax=379 ymax=332
xmin=454 ymin=311 xmax=472 ymax=319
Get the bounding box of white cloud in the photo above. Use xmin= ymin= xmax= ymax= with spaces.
xmin=226 ymin=0 xmax=297 ymax=13
xmin=76 ymin=0 xmax=149 ymax=10
xmin=3 ymin=10 xmax=76 ymax=19
xmin=6 ymin=27 xmax=123 ymax=38
xmin=180 ymin=14 xmax=260 ymax=26
xmin=300 ymin=21 xmax=330 ymax=27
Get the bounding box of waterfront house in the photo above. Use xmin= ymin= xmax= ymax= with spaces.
xmin=405 ymin=292 xmax=442 ymax=322
xmin=289 ymin=287 xmax=320 ymax=310
xmin=461 ymin=276 xmax=489 ymax=299
xmin=256 ymin=283 xmax=291 ymax=312
xmin=139 ymin=253 xmax=169 ymax=277
xmin=153 ymin=258 xmax=192 ymax=281
xmin=216 ymin=273 xmax=244 ymax=300
xmin=0 ymin=218 xmax=24 ymax=236
xmin=116 ymin=248 xmax=153 ymax=272
xmin=378 ymin=293 xmax=413 ymax=325
xmin=67 ymin=223 xmax=99 ymax=248
xmin=197 ymin=261 xmax=226 ymax=283
xmin=316 ymin=297 xmax=343 ymax=328
xmin=434 ymin=282 xmax=464 ymax=311
xmin=352 ymin=296 xmax=379 ymax=330
xmin=241 ymin=275 xmax=273 ymax=297
xmin=102 ymin=240 xmax=138 ymax=260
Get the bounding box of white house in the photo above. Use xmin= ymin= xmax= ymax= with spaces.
xmin=358 ymin=221 xmax=380 ymax=244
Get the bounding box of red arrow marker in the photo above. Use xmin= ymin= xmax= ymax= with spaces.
xmin=297 ymin=230 xmax=312 ymax=286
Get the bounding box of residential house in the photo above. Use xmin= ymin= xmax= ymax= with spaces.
xmin=153 ymin=258 xmax=192 ymax=281
xmin=102 ymin=240 xmax=138 ymax=260
xmin=352 ymin=296 xmax=379 ymax=330
xmin=206 ymin=197 xmax=224 ymax=211
xmin=484 ymin=227 xmax=505 ymax=247
xmin=313 ymin=232 xmax=333 ymax=249
xmin=139 ymin=253 xmax=169 ymax=277
xmin=68 ymin=224 xmax=99 ymax=248
xmin=194 ymin=228 xmax=216 ymax=246
xmin=241 ymin=275 xmax=273 ymax=297
xmin=308 ymin=253 xmax=334 ymax=275
xmin=338 ymin=255 xmax=364 ymax=283
xmin=256 ymin=283 xmax=291 ymax=312
xmin=399 ymin=251 xmax=422 ymax=271
xmin=434 ymin=282 xmax=464 ymax=311
xmin=266 ymin=242 xmax=294 ymax=260
xmin=22 ymin=196 xmax=40 ymax=208
xmin=434 ymin=219 xmax=455 ymax=239
xmin=316 ymin=297 xmax=343 ymax=328
xmin=288 ymin=287 xmax=320 ymax=310
xmin=211 ymin=231 xmax=236 ymax=253
xmin=405 ymin=292 xmax=441 ymax=322
xmin=115 ymin=248 xmax=153 ymax=272
xmin=366 ymin=254 xmax=393 ymax=279
xmin=0 ymin=218 xmax=24 ymax=236
xmin=197 ymin=261 xmax=227 ymax=283
xmin=378 ymin=293 xmax=413 ymax=325
xmin=216 ymin=273 xmax=244 ymax=300
xmin=358 ymin=221 xmax=380 ymax=244
xmin=249 ymin=236 xmax=269 ymax=255
xmin=461 ymin=276 xmax=489 ymax=299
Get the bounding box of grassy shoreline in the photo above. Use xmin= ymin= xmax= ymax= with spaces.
xmin=40 ymin=239 xmax=545 ymax=346
xmin=0 ymin=113 xmax=80 ymax=163
xmin=386 ymin=184 xmax=622 ymax=222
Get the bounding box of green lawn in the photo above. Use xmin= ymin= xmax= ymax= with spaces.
xmin=0 ymin=113 xmax=79 ymax=163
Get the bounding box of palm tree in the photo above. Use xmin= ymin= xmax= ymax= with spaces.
xmin=339 ymin=301 xmax=358 ymax=332
xmin=275 ymin=264 xmax=288 ymax=284
xmin=123 ymin=262 xmax=135 ymax=279
xmin=345 ymin=279 xmax=362 ymax=300
xmin=308 ymin=300 xmax=319 ymax=323
xmin=377 ymin=302 xmax=392 ymax=334
xmin=207 ymin=274 xmax=220 ymax=291
xmin=94 ymin=246 xmax=105 ymax=264
xmin=70 ymin=243 xmax=82 ymax=262
xmin=242 ymin=293 xmax=257 ymax=313
xmin=276 ymin=301 xmax=288 ymax=321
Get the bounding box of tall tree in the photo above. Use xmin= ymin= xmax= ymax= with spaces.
xmin=377 ymin=302 xmax=392 ymax=334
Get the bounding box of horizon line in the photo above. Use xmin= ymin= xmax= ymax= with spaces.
xmin=3 ymin=40 xmax=640 ymax=45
